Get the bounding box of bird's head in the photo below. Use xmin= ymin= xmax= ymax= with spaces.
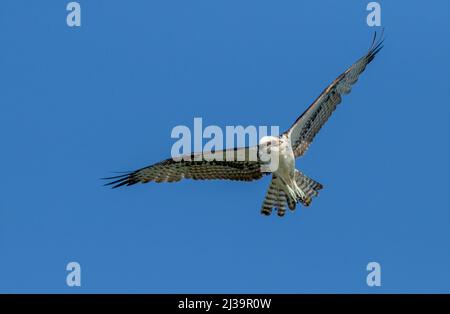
xmin=258 ymin=136 xmax=282 ymax=172
xmin=259 ymin=136 xmax=280 ymax=154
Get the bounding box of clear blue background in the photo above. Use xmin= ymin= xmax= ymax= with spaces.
xmin=1 ymin=0 xmax=449 ymax=293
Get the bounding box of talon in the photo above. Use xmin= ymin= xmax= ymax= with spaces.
xmin=303 ymin=196 xmax=312 ymax=206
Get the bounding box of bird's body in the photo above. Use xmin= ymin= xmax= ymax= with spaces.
xmin=257 ymin=134 xmax=321 ymax=216
xmin=105 ymin=32 xmax=384 ymax=217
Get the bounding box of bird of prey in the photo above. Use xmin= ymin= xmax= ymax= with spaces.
xmin=104 ymin=33 xmax=384 ymax=217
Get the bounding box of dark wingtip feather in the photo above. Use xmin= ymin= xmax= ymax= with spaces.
xmin=366 ymin=29 xmax=385 ymax=64
xmin=102 ymin=171 xmax=139 ymax=189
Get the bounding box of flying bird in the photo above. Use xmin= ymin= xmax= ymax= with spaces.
xmin=104 ymin=33 xmax=384 ymax=217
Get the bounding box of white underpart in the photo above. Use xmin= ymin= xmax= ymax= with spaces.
xmin=260 ymin=135 xmax=306 ymax=202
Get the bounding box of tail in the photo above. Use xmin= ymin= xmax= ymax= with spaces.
xmin=294 ymin=169 xmax=323 ymax=207
xmin=260 ymin=170 xmax=323 ymax=217
xmin=261 ymin=175 xmax=288 ymax=217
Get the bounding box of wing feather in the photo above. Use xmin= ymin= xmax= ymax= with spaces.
xmin=286 ymin=31 xmax=384 ymax=157
xmin=103 ymin=146 xmax=267 ymax=188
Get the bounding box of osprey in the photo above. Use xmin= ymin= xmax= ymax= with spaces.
xmin=105 ymin=33 xmax=384 ymax=217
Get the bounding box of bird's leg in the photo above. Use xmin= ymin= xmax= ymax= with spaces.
xmin=293 ymin=180 xmax=311 ymax=206
xmin=293 ymin=181 xmax=306 ymax=199
xmin=278 ymin=175 xmax=297 ymax=201
xmin=286 ymin=185 xmax=297 ymax=201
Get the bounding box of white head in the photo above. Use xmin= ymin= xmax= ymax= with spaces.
xmin=258 ymin=136 xmax=281 ymax=172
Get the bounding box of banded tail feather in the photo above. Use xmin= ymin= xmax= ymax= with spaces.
xmin=261 ymin=175 xmax=288 ymax=217
xmin=294 ymin=170 xmax=323 ymax=207
xmin=261 ymin=171 xmax=323 ymax=217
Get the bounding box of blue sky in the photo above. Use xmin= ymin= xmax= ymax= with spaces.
xmin=1 ymin=1 xmax=449 ymax=293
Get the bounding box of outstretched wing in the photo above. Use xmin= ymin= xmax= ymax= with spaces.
xmin=103 ymin=146 xmax=267 ymax=188
xmin=286 ymin=32 xmax=384 ymax=157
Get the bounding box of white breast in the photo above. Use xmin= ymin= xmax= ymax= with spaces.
xmin=275 ymin=137 xmax=295 ymax=180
